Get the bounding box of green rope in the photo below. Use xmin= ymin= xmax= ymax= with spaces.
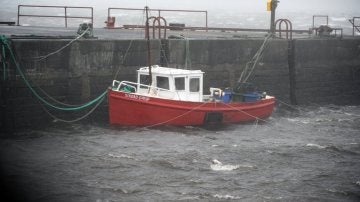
xmin=1 ymin=45 xmax=5 ymax=81
xmin=1 ymin=36 xmax=6 ymax=81
xmin=1 ymin=35 xmax=108 ymax=111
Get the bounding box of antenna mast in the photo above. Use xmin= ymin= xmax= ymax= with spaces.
xmin=145 ymin=6 xmax=152 ymax=85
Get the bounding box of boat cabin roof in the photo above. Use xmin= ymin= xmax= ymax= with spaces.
xmin=136 ymin=65 xmax=204 ymax=102
xmin=137 ymin=65 xmax=204 ymax=76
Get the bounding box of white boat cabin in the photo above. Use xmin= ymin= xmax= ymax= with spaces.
xmin=136 ymin=65 xmax=204 ymax=102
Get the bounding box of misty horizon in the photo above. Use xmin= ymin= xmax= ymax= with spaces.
xmin=1 ymin=0 xmax=359 ymax=33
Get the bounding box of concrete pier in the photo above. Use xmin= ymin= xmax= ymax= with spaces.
xmin=1 ymin=28 xmax=360 ymax=129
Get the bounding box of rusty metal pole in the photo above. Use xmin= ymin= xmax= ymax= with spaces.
xmin=270 ymin=0 xmax=279 ymax=35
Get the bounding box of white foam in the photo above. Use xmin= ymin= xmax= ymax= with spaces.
xmin=108 ymin=153 xmax=137 ymax=160
xmin=210 ymin=159 xmax=253 ymax=171
xmin=306 ymin=143 xmax=326 ymax=149
xmin=213 ymin=194 xmax=241 ymax=200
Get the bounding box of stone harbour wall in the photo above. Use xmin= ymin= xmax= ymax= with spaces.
xmin=1 ymin=38 xmax=359 ymax=130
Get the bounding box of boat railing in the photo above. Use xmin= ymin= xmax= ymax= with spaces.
xmin=112 ymin=80 xmax=177 ymax=98
xmin=112 ymin=80 xmax=137 ymax=92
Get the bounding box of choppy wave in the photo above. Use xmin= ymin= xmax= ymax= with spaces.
xmin=306 ymin=143 xmax=327 ymax=149
xmin=108 ymin=153 xmax=137 ymax=160
xmin=1 ymin=105 xmax=360 ymax=201
xmin=213 ymin=194 xmax=241 ymax=200
xmin=210 ymin=159 xmax=254 ymax=171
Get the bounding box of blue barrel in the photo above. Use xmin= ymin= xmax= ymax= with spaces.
xmin=222 ymin=89 xmax=232 ymax=103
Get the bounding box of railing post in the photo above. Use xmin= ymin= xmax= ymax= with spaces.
xmin=91 ymin=7 xmax=94 ymax=26
xmin=17 ymin=5 xmax=20 ymax=26
xmin=206 ymin=11 xmax=208 ymax=32
xmin=64 ymin=6 xmax=67 ymax=28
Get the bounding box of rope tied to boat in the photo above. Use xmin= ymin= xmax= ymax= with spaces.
xmin=33 ymin=27 xmax=90 ymax=61
xmin=0 ymin=35 xmax=8 ymax=81
xmin=238 ymin=34 xmax=272 ymax=83
xmin=0 ymin=35 xmax=108 ymax=112
xmin=144 ymin=100 xmax=211 ymax=128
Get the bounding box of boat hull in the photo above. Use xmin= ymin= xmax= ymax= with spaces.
xmin=108 ymin=89 xmax=275 ymax=126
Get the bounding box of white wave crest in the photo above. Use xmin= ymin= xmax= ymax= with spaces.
xmin=210 ymin=159 xmax=253 ymax=171
xmin=108 ymin=153 xmax=137 ymax=160
xmin=306 ymin=143 xmax=326 ymax=149
xmin=213 ymin=194 xmax=241 ymax=200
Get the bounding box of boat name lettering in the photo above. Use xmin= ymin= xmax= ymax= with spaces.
xmin=125 ymin=93 xmax=150 ymax=101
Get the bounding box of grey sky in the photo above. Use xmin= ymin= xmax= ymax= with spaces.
xmin=2 ymin=0 xmax=360 ymax=13
xmin=1 ymin=0 xmax=359 ymax=30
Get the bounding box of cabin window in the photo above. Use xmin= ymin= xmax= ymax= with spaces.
xmin=175 ymin=77 xmax=185 ymax=90
xmin=140 ymin=74 xmax=150 ymax=89
xmin=156 ymin=76 xmax=169 ymax=90
xmin=190 ymin=78 xmax=200 ymax=92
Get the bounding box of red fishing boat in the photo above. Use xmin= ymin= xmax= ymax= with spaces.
xmin=108 ymin=7 xmax=275 ymax=126
xmin=108 ymin=66 xmax=275 ymax=126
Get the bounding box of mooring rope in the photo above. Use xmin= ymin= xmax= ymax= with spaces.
xmin=144 ymin=101 xmax=211 ymax=128
xmin=238 ymin=34 xmax=272 ymax=83
xmin=36 ymin=86 xmax=87 ymax=107
xmin=1 ymin=42 xmax=7 ymax=80
xmin=39 ymin=93 xmax=106 ymax=123
xmin=33 ymin=27 xmax=90 ymax=61
xmin=113 ymin=39 xmax=134 ymax=80
xmin=1 ymin=35 xmax=107 ymax=111
xmin=223 ymin=100 xmax=311 ymax=129
xmin=222 ymin=102 xmax=270 ymax=124
xmin=275 ymin=98 xmax=304 ymax=112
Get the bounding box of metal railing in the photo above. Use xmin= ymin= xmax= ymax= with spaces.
xmin=349 ymin=17 xmax=360 ymax=36
xmin=17 ymin=5 xmax=93 ymax=27
xmin=107 ymin=7 xmax=208 ymax=31
xmin=311 ymin=15 xmax=343 ymax=38
xmin=312 ymin=15 xmax=328 ymax=29
xmin=148 ymin=16 xmax=167 ymax=39
xmin=275 ymin=19 xmax=293 ymax=40
xmin=122 ymin=24 xmax=310 ymax=35
xmin=112 ymin=80 xmax=176 ymax=98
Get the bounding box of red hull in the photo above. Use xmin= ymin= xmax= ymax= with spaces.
xmin=108 ymin=89 xmax=275 ymax=126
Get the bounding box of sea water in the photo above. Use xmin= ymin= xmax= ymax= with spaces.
xmin=0 ymin=105 xmax=359 ymax=201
